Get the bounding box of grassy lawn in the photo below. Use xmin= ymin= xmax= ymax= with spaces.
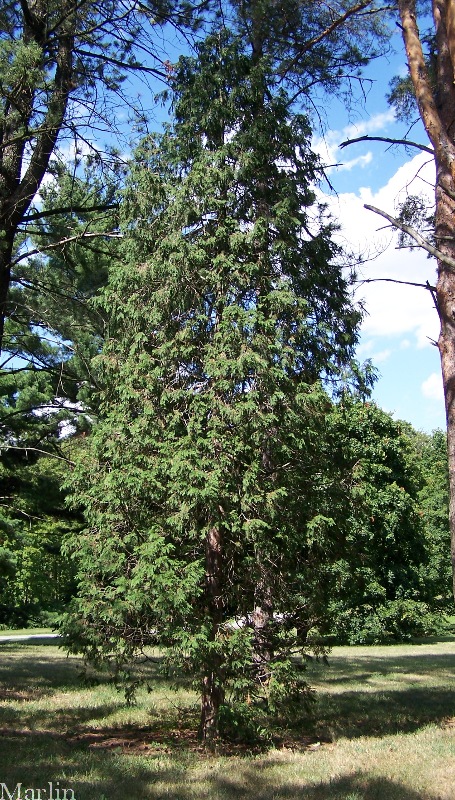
xmin=0 ymin=637 xmax=454 ymax=800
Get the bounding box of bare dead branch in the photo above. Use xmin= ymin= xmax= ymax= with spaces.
xmin=354 ymin=276 xmax=436 ymax=290
xmin=364 ymin=202 xmax=455 ymax=270
xmin=0 ymin=445 xmax=75 ymax=465
xmin=23 ymin=202 xmax=118 ymax=223
xmin=339 ymin=135 xmax=434 ymax=154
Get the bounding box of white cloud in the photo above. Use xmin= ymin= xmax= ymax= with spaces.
xmin=372 ymin=348 xmax=392 ymax=364
xmin=312 ymin=109 xmax=396 ymax=173
xmin=342 ymin=109 xmax=396 ymax=141
xmin=422 ymin=372 xmax=444 ymax=401
xmin=337 ymin=152 xmax=373 ymax=172
xmin=356 ymin=339 xmax=375 ymax=357
xmin=356 ymin=340 xmax=391 ymax=363
xmin=321 ymin=152 xmax=439 ymax=348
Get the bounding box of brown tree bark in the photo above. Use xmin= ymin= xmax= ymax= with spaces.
xmin=198 ymin=524 xmax=224 ymax=745
xmin=0 ymin=237 xmax=14 ymax=355
xmin=397 ymin=0 xmax=455 ymax=598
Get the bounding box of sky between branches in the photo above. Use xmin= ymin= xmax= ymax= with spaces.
xmin=314 ymin=27 xmax=444 ymax=434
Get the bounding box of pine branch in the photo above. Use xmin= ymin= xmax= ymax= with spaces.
xmin=12 ymin=230 xmax=123 ymax=267
xmin=23 ymin=202 xmax=118 ymax=223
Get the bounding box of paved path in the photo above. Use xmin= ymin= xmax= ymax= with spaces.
xmin=0 ymin=633 xmax=61 ymax=642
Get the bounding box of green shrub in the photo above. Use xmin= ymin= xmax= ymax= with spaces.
xmin=332 ymin=600 xmax=445 ymax=644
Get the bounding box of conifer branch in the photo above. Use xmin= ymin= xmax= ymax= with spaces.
xmin=23 ymin=203 xmax=118 ymax=223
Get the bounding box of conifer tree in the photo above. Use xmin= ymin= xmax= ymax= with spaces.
xmin=64 ymin=28 xmax=364 ymax=743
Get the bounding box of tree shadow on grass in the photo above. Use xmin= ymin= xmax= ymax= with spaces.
xmin=0 ymin=739 xmax=444 ymax=800
xmin=307 ymin=651 xmax=455 ymax=739
xmin=0 ymin=644 xmax=91 ymax=693
xmin=0 ymin=732 xmax=186 ymax=800
xmin=312 ymin=652 xmax=455 ymax=685
xmin=0 ymin=643 xmax=197 ymax=750
xmin=314 ymin=685 xmax=455 ymax=739
xmin=0 ymin=699 xmax=125 ymax=731
xmin=0 ymin=642 xmax=170 ymax=693
xmin=208 ymin=768 xmax=444 ymax=800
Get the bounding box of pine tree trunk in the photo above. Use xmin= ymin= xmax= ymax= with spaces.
xmin=198 ymin=524 xmax=224 ymax=745
xmin=435 ymin=164 xmax=455 ymax=599
xmin=397 ymin=0 xmax=455 ymax=602
xmin=0 ymin=234 xmax=13 ymax=354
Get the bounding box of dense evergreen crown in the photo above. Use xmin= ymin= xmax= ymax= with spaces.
xmin=64 ymin=30 xmax=363 ymax=741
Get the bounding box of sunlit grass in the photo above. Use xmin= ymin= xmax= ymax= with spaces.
xmin=0 ymin=637 xmax=454 ymax=799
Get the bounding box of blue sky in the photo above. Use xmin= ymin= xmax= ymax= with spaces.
xmin=313 ymin=29 xmax=445 ymax=434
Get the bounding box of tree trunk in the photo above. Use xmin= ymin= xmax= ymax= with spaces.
xmin=435 ymin=164 xmax=455 ymax=598
xmin=397 ymin=0 xmax=455 ymax=601
xmin=252 ymin=578 xmax=274 ymax=688
xmin=199 ymin=667 xmax=224 ymax=746
xmin=0 ymin=235 xmax=13 ymax=355
xmin=198 ymin=524 xmax=224 ymax=745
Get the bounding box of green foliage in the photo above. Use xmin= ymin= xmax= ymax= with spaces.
xmin=0 ymin=164 xmax=114 ymax=626
xmin=395 ymin=194 xmax=435 ymax=250
xmin=0 ymin=448 xmax=80 ymax=627
xmin=6 ymin=159 xmax=121 ymax=413
xmin=0 ymin=159 xmax=119 ymax=627
xmin=387 ymin=73 xmax=418 ymax=124
xmin=417 ymin=429 xmax=452 ymax=610
xmin=333 ymin=599 xmax=445 ymax=645
xmin=325 ymin=401 xmax=442 ymax=644
xmin=0 ymin=38 xmax=44 ymax=128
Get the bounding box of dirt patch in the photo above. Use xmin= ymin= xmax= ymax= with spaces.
xmin=0 ymin=688 xmax=45 ymax=701
xmin=69 ymin=725 xmax=200 ymax=753
xmin=67 ymin=725 xmax=333 ymax=756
